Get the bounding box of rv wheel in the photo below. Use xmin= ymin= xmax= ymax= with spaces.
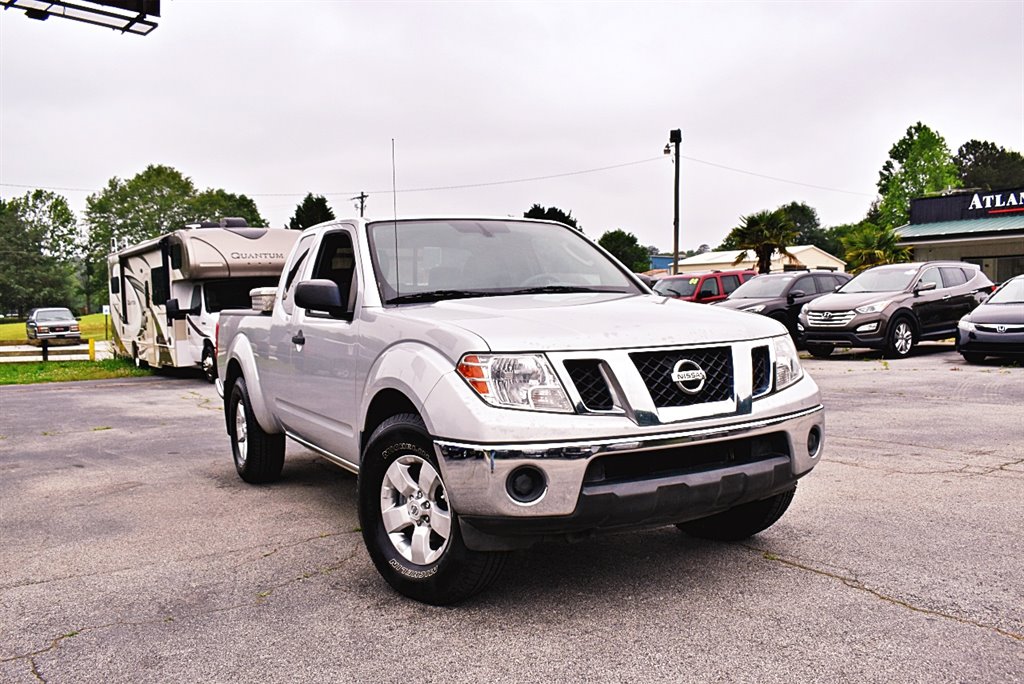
xmin=202 ymin=345 xmax=216 ymax=383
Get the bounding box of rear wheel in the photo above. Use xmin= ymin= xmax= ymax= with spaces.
xmin=359 ymin=414 xmax=506 ymax=605
xmin=806 ymin=343 xmax=834 ymax=358
xmin=228 ymin=377 xmax=285 ymax=484
xmin=677 ymin=487 xmax=797 ymax=541
xmin=885 ymin=317 xmax=915 ymax=358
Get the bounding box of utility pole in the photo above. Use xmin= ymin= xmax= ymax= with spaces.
xmin=351 ymin=192 xmax=368 ymax=217
xmin=669 ymin=129 xmax=682 ymax=275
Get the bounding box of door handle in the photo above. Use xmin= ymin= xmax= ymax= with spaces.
xmin=942 ymin=294 xmax=952 ymax=300
xmin=292 ymin=331 xmax=305 ymax=346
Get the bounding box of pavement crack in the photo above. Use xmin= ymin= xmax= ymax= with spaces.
xmin=747 ymin=545 xmax=1023 ymax=643
xmin=29 ymin=656 xmax=46 ymax=683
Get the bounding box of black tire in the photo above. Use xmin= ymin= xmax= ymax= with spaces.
xmin=806 ymin=343 xmax=834 ymax=358
xmin=961 ymin=352 xmax=986 ymax=364
xmin=677 ymin=486 xmax=797 ymax=541
xmin=227 ymin=377 xmax=285 ymax=484
xmin=358 ymin=413 xmax=506 ymax=605
xmin=201 ymin=345 xmax=217 ymax=384
xmin=884 ymin=317 xmax=915 ymax=358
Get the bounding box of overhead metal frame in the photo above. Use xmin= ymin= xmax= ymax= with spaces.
xmin=1 ymin=0 xmax=160 ymax=35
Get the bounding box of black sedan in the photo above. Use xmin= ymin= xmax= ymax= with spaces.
xmin=956 ymin=274 xmax=1024 ymax=363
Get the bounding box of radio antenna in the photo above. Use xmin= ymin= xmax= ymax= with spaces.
xmin=392 ymin=138 xmax=399 ymax=300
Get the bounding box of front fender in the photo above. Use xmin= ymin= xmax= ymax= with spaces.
xmin=227 ymin=333 xmax=282 ymax=434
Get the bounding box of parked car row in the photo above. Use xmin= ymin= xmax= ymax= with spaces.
xmin=651 ymin=263 xmax=1022 ymax=363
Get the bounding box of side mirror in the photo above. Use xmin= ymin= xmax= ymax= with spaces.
xmin=165 ymin=298 xmax=187 ymax=320
xmin=787 ymin=289 xmax=806 ymax=304
xmin=698 ymin=289 xmax=716 ymax=300
xmin=295 ymin=279 xmax=350 ymax=319
xmin=915 ymin=281 xmax=938 ymax=295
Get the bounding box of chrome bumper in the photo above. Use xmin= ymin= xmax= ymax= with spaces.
xmin=435 ymin=404 xmax=824 ymax=518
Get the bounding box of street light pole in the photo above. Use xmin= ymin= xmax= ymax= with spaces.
xmin=669 ymin=129 xmax=682 ymax=275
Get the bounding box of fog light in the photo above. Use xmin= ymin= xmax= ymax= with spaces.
xmin=506 ymin=466 xmax=547 ymax=504
xmin=807 ymin=426 xmax=822 ymax=458
xmin=856 ymin=322 xmax=879 ymax=333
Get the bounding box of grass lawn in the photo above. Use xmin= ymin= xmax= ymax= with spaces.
xmin=0 ymin=312 xmax=114 ymax=343
xmin=0 ymin=358 xmax=150 ymax=385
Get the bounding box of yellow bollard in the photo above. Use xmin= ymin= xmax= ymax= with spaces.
xmin=89 ymin=338 xmax=96 ymax=361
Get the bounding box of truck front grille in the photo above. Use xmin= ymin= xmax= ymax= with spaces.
xmin=806 ymin=310 xmax=855 ymax=327
xmin=630 ymin=347 xmax=733 ymax=408
xmin=564 ymin=359 xmax=614 ymax=411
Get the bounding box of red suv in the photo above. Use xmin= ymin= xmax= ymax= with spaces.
xmin=653 ymin=269 xmax=758 ymax=303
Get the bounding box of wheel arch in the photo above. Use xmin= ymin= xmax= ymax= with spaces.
xmin=223 ymin=334 xmax=280 ymax=434
xmin=361 ymin=389 xmax=422 ymax=455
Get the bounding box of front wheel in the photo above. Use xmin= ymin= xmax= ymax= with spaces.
xmin=677 ymin=487 xmax=796 ymax=541
xmin=805 ymin=343 xmax=834 ymax=358
xmin=961 ymin=352 xmax=986 ymax=364
xmin=201 ymin=345 xmax=217 ymax=384
xmin=228 ymin=377 xmax=285 ymax=484
xmin=885 ymin=318 xmax=915 ymax=358
xmin=359 ymin=414 xmax=506 ymax=605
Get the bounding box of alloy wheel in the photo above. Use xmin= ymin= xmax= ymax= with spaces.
xmin=379 ymin=454 xmax=452 ymax=566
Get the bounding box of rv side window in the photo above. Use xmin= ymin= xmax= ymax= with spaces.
xmin=110 ymin=276 xmax=120 ymax=295
xmin=190 ymin=286 xmax=203 ymax=313
xmin=169 ymin=243 xmax=183 ymax=270
xmin=152 ymin=266 xmax=170 ymax=307
xmin=282 ymin=234 xmax=316 ymax=315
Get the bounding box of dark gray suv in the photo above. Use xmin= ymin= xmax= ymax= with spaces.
xmin=715 ymin=271 xmax=852 ymax=339
xmin=798 ymin=261 xmax=993 ymax=358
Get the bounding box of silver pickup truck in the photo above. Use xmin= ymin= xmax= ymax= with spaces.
xmin=216 ymin=217 xmax=824 ymax=604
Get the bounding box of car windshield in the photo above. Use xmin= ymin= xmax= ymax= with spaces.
xmin=203 ymin=277 xmax=280 ymax=312
xmin=839 ymin=267 xmax=918 ymax=293
xmin=653 ymin=277 xmax=700 ymax=297
xmin=35 ymin=309 xmax=74 ymax=322
xmin=988 ymin=277 xmax=1024 ymax=304
xmin=367 ymin=219 xmax=638 ymax=304
xmin=728 ymin=275 xmax=795 ymax=298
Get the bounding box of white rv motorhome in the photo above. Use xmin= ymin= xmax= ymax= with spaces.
xmin=107 ymin=219 xmax=300 ymax=381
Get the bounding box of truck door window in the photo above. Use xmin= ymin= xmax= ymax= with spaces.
xmin=282 ymin=235 xmax=315 ymax=315
xmin=700 ymin=277 xmax=720 ymax=298
xmin=307 ymin=231 xmax=356 ymax=316
xmin=720 ymin=275 xmax=740 ymax=294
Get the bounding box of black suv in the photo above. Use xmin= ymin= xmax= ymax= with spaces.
xmin=798 ymin=261 xmax=993 ymax=358
xmin=715 ymin=271 xmax=851 ymax=339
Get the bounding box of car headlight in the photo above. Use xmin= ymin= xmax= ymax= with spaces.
xmin=855 ymin=300 xmax=890 ymax=314
xmin=958 ymin=317 xmax=975 ymax=332
xmin=772 ymin=335 xmax=803 ymax=391
xmin=742 ymin=304 xmax=766 ymax=313
xmin=457 ymin=353 xmax=573 ymax=412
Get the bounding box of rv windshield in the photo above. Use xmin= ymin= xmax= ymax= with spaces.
xmin=203 ymin=277 xmax=280 ymax=313
xmin=366 ymin=219 xmax=639 ymax=304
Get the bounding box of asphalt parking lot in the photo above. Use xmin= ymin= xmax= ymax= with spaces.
xmin=1 ymin=344 xmax=1021 ymax=683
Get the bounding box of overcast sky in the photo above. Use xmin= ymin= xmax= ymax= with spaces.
xmin=2 ymin=1 xmax=1022 ymax=252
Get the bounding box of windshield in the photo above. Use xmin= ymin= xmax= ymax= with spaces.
xmin=728 ymin=275 xmax=795 ymax=298
xmin=653 ymin=278 xmax=698 ymax=297
xmin=840 ymin=266 xmax=918 ymax=293
xmin=203 ymin=277 xmax=280 ymax=313
xmin=989 ymin=277 xmax=1024 ymax=304
xmin=36 ymin=309 xmax=74 ymax=322
xmin=367 ymin=219 xmax=639 ymax=304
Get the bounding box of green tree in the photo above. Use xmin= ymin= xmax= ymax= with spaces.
xmin=840 ymin=222 xmax=912 ymax=273
xmin=725 ymin=209 xmax=798 ymax=274
xmin=954 ymin=140 xmax=1024 ymax=191
xmin=0 ymin=200 xmax=77 ymax=316
xmin=524 ymin=204 xmax=580 ymax=230
xmin=876 ymin=122 xmax=959 ymax=228
xmin=288 ymin=193 xmax=335 ymax=230
xmin=8 ymin=189 xmax=81 ymax=263
xmin=191 ymin=189 xmax=266 ymax=226
xmin=598 ymin=229 xmax=651 ymax=272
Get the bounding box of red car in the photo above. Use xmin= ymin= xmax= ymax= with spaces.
xmin=653 ymin=269 xmax=758 ymax=303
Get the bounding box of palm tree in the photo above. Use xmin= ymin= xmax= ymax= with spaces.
xmin=840 ymin=222 xmax=912 ymax=273
xmin=729 ymin=209 xmax=799 ymax=274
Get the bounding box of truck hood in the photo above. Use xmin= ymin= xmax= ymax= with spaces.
xmin=394 ymin=293 xmax=786 ymax=352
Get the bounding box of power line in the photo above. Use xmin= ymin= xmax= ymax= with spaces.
xmin=0 ymin=155 xmax=874 ymax=199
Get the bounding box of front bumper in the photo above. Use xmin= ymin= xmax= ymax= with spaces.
xmin=956 ymin=329 xmax=1024 ymax=357
xmin=435 ymin=404 xmax=823 ymax=547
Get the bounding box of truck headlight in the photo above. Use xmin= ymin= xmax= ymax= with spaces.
xmin=855 ymin=300 xmax=890 ymax=314
xmin=457 ymin=354 xmax=573 ymax=412
xmin=772 ymin=335 xmax=803 ymax=390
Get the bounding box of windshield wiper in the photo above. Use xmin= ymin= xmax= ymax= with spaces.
xmin=386 ymin=289 xmax=487 ymax=305
xmin=506 ymin=285 xmax=614 ymax=295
